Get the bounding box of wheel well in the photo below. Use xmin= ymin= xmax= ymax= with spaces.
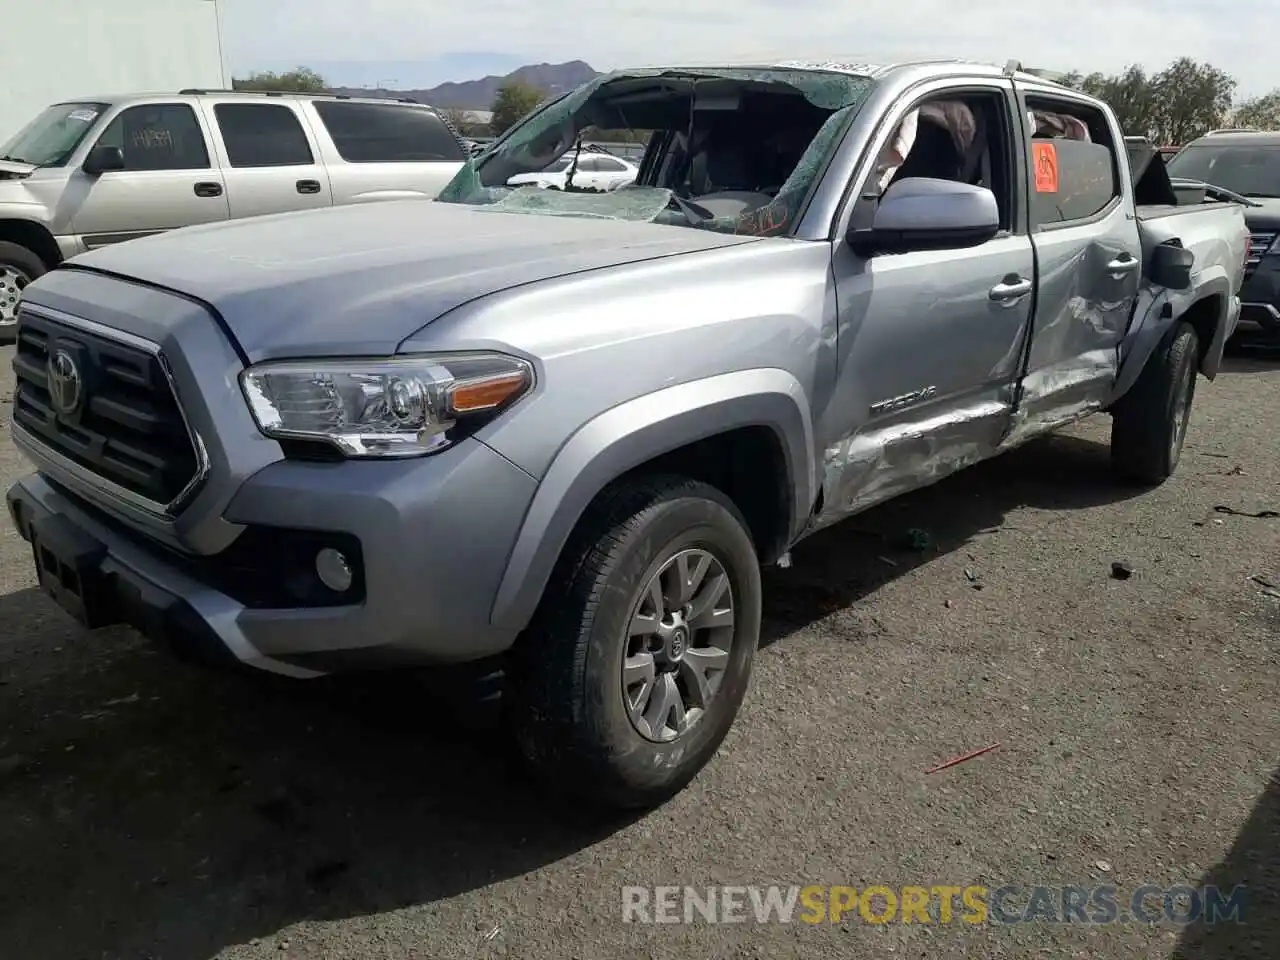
xmin=1180 ymin=293 xmax=1222 ymax=369
xmin=0 ymin=219 xmax=62 ymax=269
xmin=618 ymin=426 xmax=792 ymax=563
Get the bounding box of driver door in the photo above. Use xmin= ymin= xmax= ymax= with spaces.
xmin=815 ymin=80 xmax=1034 ymax=525
xmin=67 ymin=100 xmax=229 ymax=249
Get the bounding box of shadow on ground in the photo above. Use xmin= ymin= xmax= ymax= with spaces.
xmin=761 ymin=429 xmax=1146 ymax=644
xmin=1220 ymin=337 xmax=1280 ymax=372
xmin=1174 ymin=767 xmax=1280 ymax=959
xmin=0 ymin=430 xmax=1147 ymax=958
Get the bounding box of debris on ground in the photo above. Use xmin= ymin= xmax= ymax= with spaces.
xmin=1110 ymin=562 xmax=1134 ymax=581
xmin=1095 ymin=860 xmax=1113 ymax=872
xmin=1249 ymin=574 xmax=1279 ymax=590
xmin=925 ymin=743 xmax=1001 ymax=774
xmin=1214 ymin=505 xmax=1280 ymax=519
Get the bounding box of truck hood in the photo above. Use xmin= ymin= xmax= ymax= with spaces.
xmin=0 ymin=159 xmax=36 ymax=180
xmin=62 ymin=200 xmax=759 ymax=360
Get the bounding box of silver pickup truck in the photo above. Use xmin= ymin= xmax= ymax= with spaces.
xmin=6 ymin=59 xmax=1248 ymax=808
xmin=0 ymin=91 xmax=468 ymax=336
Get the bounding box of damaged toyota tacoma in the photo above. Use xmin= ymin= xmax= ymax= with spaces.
xmin=7 ymin=59 xmax=1249 ymax=808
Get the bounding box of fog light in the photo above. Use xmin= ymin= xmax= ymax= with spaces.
xmin=315 ymin=547 xmax=353 ymax=592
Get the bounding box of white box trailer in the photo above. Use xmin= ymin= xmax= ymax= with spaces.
xmin=0 ymin=0 xmax=227 ymax=140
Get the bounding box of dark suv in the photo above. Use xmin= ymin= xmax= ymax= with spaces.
xmin=1166 ymin=131 xmax=1280 ymax=336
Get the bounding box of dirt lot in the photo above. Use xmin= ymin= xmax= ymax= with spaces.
xmin=0 ymin=342 xmax=1276 ymax=960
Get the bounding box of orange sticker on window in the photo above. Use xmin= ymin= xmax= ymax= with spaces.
xmin=1033 ymin=141 xmax=1059 ymax=193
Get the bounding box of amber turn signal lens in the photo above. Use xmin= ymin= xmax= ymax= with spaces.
xmin=447 ymin=370 xmax=530 ymax=414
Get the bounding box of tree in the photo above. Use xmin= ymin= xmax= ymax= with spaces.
xmin=233 ymin=67 xmax=328 ymax=93
xmin=490 ymin=80 xmax=547 ymax=135
xmin=1151 ymin=58 xmax=1235 ymax=145
xmin=1234 ymin=90 xmax=1280 ymax=130
xmin=1059 ymin=58 xmax=1235 ymax=144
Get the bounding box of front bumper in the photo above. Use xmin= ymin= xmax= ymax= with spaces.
xmin=7 ymin=437 xmax=538 ymax=678
xmin=1240 ymin=255 xmax=1280 ymax=332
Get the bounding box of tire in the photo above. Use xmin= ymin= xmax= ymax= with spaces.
xmin=0 ymin=241 xmax=46 ymax=343
xmin=1110 ymin=320 xmax=1200 ymax=484
xmin=507 ymin=474 xmax=761 ymax=809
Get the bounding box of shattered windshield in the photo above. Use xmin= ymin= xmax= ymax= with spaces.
xmin=437 ymin=66 xmax=876 ymax=235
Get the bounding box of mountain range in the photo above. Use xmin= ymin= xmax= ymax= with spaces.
xmin=332 ymin=60 xmax=601 ymax=111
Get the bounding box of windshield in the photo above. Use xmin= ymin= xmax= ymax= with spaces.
xmin=1166 ymin=143 xmax=1280 ymax=198
xmin=0 ymin=102 xmax=107 ymax=167
xmin=437 ymin=66 xmax=876 ymax=235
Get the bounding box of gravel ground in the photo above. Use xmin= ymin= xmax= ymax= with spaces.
xmin=0 ymin=342 xmax=1276 ymax=960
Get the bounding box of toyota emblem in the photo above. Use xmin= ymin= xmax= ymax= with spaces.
xmin=48 ymin=349 xmax=83 ymax=416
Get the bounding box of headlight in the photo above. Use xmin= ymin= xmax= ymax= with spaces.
xmin=240 ymin=352 xmax=533 ymax=458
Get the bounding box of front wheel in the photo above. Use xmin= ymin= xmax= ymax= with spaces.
xmin=0 ymin=241 xmax=45 ymax=342
xmin=1110 ymin=320 xmax=1200 ymax=484
xmin=507 ymin=475 xmax=761 ymax=809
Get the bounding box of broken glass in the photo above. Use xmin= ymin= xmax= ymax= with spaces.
xmin=437 ymin=65 xmax=877 ymax=235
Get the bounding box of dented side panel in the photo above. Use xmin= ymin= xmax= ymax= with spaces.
xmin=814 ymin=399 xmax=1009 ymax=528
xmin=814 ymin=232 xmax=1034 ymax=530
xmin=1016 ymin=216 xmax=1141 ymax=433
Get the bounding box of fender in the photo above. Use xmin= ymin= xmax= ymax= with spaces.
xmin=488 ymin=368 xmax=816 ymax=632
xmin=1111 ymin=270 xmax=1232 ymax=403
xmin=0 ymin=214 xmax=63 ymax=266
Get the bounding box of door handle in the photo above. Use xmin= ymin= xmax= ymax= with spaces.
xmin=989 ymin=276 xmax=1032 ymax=304
xmin=1106 ymin=254 xmax=1140 ymax=276
xmin=193 ymin=181 xmax=223 ymax=198
xmin=296 ymin=179 xmax=322 ymax=195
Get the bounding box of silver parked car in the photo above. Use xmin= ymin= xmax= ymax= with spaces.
xmin=7 ymin=59 xmax=1248 ymax=808
xmin=0 ymin=90 xmax=468 ymax=336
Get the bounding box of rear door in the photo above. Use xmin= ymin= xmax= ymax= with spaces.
xmin=68 ymin=100 xmax=229 ymax=248
xmin=1012 ymin=86 xmax=1143 ymax=426
xmin=307 ymin=100 xmax=468 ymax=202
xmin=201 ymin=99 xmax=333 ymax=218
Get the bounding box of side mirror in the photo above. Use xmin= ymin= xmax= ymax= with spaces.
xmin=849 ymin=177 xmax=1000 ymax=255
xmin=1149 ymin=242 xmax=1194 ymax=290
xmin=82 ymin=145 xmax=125 ymax=176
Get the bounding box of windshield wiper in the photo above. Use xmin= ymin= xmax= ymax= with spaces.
xmin=0 ymin=154 xmax=31 ymax=163
xmin=667 ymin=194 xmax=715 ymax=227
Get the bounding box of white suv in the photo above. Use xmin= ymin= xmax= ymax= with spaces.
xmin=0 ymin=91 xmax=468 ymax=336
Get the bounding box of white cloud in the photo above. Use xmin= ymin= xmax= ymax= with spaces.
xmin=220 ymin=0 xmax=1277 ymax=97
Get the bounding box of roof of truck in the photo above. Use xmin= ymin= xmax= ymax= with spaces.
xmin=616 ymin=57 xmax=1064 ymax=86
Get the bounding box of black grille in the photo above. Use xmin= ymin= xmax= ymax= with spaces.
xmin=11 ymin=307 xmax=201 ymax=509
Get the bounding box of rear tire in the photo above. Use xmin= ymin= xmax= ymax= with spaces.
xmin=0 ymin=241 xmax=45 ymax=343
xmin=506 ymin=475 xmax=761 ymax=809
xmin=1110 ymin=320 xmax=1200 ymax=484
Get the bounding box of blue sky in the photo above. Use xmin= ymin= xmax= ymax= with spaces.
xmin=219 ymin=0 xmax=1276 ymax=97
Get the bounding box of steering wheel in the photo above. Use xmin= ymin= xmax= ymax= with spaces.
xmin=512 ymin=116 xmax=577 ymax=169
